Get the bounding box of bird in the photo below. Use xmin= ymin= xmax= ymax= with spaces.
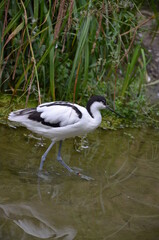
xmin=8 ymin=95 xmax=121 ymax=178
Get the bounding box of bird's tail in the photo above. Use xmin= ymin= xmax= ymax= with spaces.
xmin=8 ymin=108 xmax=36 ymax=122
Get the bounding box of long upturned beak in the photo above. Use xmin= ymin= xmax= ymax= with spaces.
xmin=106 ymin=105 xmax=124 ymax=118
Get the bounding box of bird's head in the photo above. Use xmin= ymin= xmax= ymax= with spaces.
xmin=87 ymin=95 xmax=123 ymax=117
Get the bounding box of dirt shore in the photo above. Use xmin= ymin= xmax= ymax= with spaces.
xmin=140 ymin=10 xmax=159 ymax=104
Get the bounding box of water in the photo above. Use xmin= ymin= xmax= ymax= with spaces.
xmin=0 ymin=124 xmax=159 ymax=240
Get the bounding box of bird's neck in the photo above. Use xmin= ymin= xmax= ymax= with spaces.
xmin=87 ymin=105 xmax=102 ymax=127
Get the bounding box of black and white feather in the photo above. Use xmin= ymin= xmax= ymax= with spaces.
xmin=8 ymin=96 xmax=107 ymax=141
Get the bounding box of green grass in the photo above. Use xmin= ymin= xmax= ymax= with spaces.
xmin=0 ymin=0 xmax=158 ymax=124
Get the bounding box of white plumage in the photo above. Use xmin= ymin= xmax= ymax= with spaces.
xmin=8 ymin=97 xmax=106 ymax=141
xmin=8 ymin=95 xmax=117 ymax=177
xmin=38 ymin=102 xmax=80 ymax=126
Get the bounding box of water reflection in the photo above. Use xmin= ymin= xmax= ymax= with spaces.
xmin=0 ymin=203 xmax=76 ymax=239
xmin=0 ymin=124 xmax=159 ymax=239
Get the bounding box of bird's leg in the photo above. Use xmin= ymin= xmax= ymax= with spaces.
xmin=57 ymin=141 xmax=94 ymax=180
xmin=39 ymin=141 xmax=55 ymax=171
xmin=57 ymin=140 xmax=74 ymax=173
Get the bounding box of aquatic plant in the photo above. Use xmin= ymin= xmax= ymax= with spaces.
xmin=0 ymin=0 xmax=158 ymax=122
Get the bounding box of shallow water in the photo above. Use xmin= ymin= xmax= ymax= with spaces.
xmin=0 ymin=124 xmax=159 ymax=240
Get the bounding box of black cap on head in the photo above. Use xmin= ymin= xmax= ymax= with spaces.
xmin=88 ymin=95 xmax=106 ymax=106
xmin=86 ymin=95 xmax=106 ymax=118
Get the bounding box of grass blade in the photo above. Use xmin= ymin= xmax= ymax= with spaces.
xmin=66 ymin=14 xmax=91 ymax=97
xmin=121 ymin=45 xmax=141 ymax=97
xmin=4 ymin=21 xmax=24 ymax=48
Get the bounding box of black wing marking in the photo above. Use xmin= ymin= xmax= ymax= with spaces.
xmin=39 ymin=102 xmax=82 ymax=119
xmin=28 ymin=103 xmax=82 ymax=128
xmin=28 ymin=111 xmax=60 ymax=127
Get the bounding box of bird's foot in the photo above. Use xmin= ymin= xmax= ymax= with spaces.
xmin=73 ymin=171 xmax=94 ymax=181
xmin=37 ymin=169 xmax=50 ymax=180
xmin=70 ymin=167 xmax=94 ymax=180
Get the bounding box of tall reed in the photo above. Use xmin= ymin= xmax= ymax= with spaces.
xmin=0 ymin=0 xmax=157 ymax=105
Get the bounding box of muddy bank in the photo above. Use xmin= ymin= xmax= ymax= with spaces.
xmin=139 ymin=10 xmax=159 ymax=104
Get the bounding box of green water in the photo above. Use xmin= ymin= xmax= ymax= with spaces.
xmin=0 ymin=124 xmax=159 ymax=240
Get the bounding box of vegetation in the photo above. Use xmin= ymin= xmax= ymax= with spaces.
xmin=0 ymin=0 xmax=159 ymax=127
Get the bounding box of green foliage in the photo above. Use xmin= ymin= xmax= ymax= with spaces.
xmin=0 ymin=0 xmax=158 ymax=125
